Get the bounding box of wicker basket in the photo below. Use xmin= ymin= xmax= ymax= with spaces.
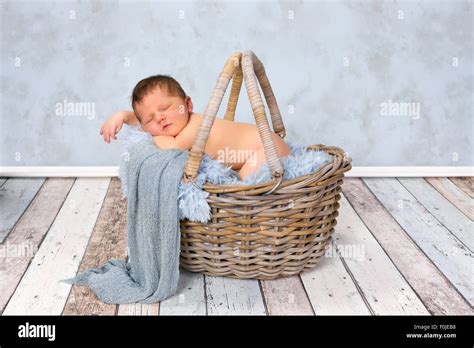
xmin=179 ymin=50 xmax=352 ymax=280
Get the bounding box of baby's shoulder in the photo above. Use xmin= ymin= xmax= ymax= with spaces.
xmin=187 ymin=112 xmax=227 ymax=129
xmin=188 ymin=112 xmax=255 ymax=131
xmin=187 ymin=112 xmax=203 ymax=129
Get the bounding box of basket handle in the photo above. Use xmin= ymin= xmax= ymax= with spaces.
xmin=222 ymin=52 xmax=286 ymax=139
xmin=183 ymin=50 xmax=285 ymax=183
xmin=223 ymin=54 xmax=243 ymax=121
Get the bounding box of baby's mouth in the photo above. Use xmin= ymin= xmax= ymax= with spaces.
xmin=162 ymin=124 xmax=171 ymax=131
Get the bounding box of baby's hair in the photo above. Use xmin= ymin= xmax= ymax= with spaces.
xmin=130 ymin=74 xmax=187 ymax=120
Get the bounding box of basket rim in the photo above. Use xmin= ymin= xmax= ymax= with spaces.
xmin=198 ymin=144 xmax=352 ymax=194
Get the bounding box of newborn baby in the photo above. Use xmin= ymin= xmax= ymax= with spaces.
xmin=100 ymin=75 xmax=291 ymax=181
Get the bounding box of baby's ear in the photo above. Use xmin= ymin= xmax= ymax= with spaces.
xmin=185 ymin=96 xmax=193 ymax=112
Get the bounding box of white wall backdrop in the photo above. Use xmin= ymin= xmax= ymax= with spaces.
xmin=1 ymin=0 xmax=472 ymax=166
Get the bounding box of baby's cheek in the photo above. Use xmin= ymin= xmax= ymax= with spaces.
xmin=145 ymin=126 xmax=161 ymax=136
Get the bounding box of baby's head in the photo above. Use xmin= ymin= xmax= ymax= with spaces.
xmin=131 ymin=75 xmax=193 ymax=136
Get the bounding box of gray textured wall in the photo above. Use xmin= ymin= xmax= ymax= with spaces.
xmin=1 ymin=0 xmax=472 ymax=166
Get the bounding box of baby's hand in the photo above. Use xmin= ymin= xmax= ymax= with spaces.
xmin=100 ymin=111 xmax=126 ymax=143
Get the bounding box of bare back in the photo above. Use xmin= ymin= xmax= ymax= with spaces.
xmin=178 ymin=112 xmax=289 ymax=170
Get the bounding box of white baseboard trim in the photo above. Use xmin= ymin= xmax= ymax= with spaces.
xmin=0 ymin=166 xmax=472 ymax=177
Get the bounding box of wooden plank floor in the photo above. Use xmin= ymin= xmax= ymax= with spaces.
xmin=0 ymin=176 xmax=472 ymax=315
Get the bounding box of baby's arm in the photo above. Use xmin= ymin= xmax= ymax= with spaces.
xmin=153 ymin=117 xmax=198 ymax=151
xmin=100 ymin=110 xmax=140 ymax=143
xmin=152 ymin=116 xmax=199 ymax=150
xmin=153 ymin=135 xmax=179 ymax=149
xmin=153 ymin=133 xmax=191 ymax=150
xmin=121 ymin=110 xmax=140 ymax=126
